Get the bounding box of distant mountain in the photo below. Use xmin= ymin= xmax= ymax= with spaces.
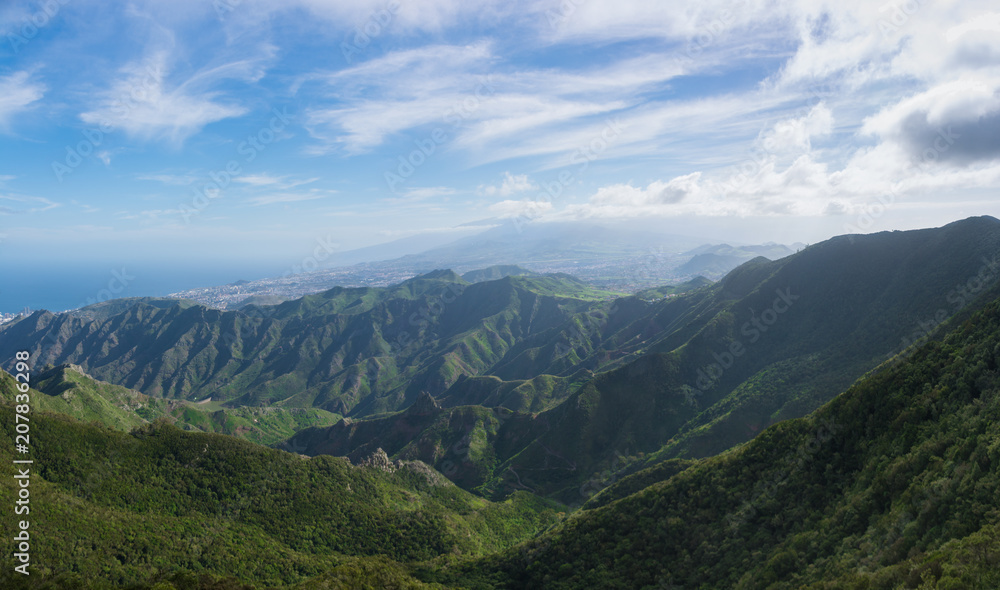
xmin=166 ymin=223 xmax=797 ymax=308
xmin=391 ymin=221 xmax=706 ymax=268
xmin=677 ymin=243 xmax=797 ymax=277
xmin=322 ymin=228 xmax=489 ymax=266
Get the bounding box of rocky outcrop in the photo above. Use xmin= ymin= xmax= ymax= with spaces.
xmin=356 ymin=447 xmax=401 ymax=473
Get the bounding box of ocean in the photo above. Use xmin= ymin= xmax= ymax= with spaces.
xmin=0 ymin=262 xmax=284 ymax=314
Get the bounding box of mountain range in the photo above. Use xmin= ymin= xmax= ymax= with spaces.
xmin=2 ymin=216 xmax=1000 ymax=588
xmin=166 ymin=221 xmax=801 ymax=310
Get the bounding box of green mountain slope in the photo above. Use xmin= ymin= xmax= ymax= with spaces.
xmin=0 ymin=370 xmax=562 ymax=589
xmin=461 ymin=265 xmax=538 ymax=283
xmin=0 ymin=272 xmax=618 ymax=416
xmin=20 ymin=364 xmax=342 ymax=446
xmin=280 ymin=393 xmax=542 ymax=494
xmin=435 ymin=291 xmax=1000 ymax=589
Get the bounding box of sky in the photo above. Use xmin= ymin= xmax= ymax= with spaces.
xmin=2 ymin=0 xmax=1000 ymax=292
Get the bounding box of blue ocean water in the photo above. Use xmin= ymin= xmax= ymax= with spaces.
xmin=0 ymin=262 xmax=284 ymax=314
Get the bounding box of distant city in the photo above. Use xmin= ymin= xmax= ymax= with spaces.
xmin=0 ymin=309 xmax=33 ymax=325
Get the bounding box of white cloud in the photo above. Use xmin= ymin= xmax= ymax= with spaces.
xmin=399 ymin=187 xmax=456 ymax=199
xmin=71 ymin=200 xmax=101 ymax=214
xmin=0 ymin=72 xmax=45 ymax=130
xmin=80 ymin=52 xmax=255 ymax=145
xmin=277 ymin=0 xmax=512 ymax=34
xmin=590 ymin=173 xmax=705 ymax=209
xmin=115 ymin=208 xmax=185 ymax=221
xmin=233 ymin=174 xmax=284 ymax=187
xmin=234 ymin=174 xmax=319 ymax=189
xmin=246 ymin=190 xmax=333 ymax=207
xmin=138 ymin=173 xmax=200 ymax=185
xmin=302 ymin=42 xmax=688 ymax=157
xmin=757 ymin=103 xmax=834 ymax=154
xmin=477 ymin=172 xmax=537 ymax=197
xmin=0 ymin=194 xmax=58 ymax=215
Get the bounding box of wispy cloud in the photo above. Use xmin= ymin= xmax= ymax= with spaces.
xmin=394 ymin=186 xmax=457 ymax=200
xmin=477 ymin=172 xmax=537 ymax=197
xmin=79 ymin=50 xmax=264 ymax=145
xmin=234 ymin=174 xmax=320 ymax=189
xmin=245 ymin=189 xmax=335 ymax=207
xmin=0 ymin=194 xmax=58 ymax=215
xmin=0 ymin=72 xmax=45 ymax=130
xmin=301 ymin=42 xmax=689 ymax=159
xmin=138 ymin=173 xmax=201 ymax=185
xmin=71 ymin=200 xmax=102 ymax=214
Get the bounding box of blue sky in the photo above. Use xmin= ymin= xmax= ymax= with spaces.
xmin=2 ymin=0 xmax=1000 ymax=275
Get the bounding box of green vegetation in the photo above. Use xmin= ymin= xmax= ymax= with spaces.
xmin=0 ymin=370 xmax=562 ymax=589
xmin=8 ymin=257 xmax=1000 ymax=588
xmin=2 ymin=220 xmax=1000 ymax=588
xmin=0 ymin=271 xmax=618 ymax=416
xmin=437 ymin=292 xmax=1000 ymax=588
xmin=20 ymin=364 xmax=342 ymax=446
xmin=7 ymin=218 xmax=988 ymax=506
xmin=460 ymin=265 xmax=538 ymax=283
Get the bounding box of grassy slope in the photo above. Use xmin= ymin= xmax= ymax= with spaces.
xmin=0 ymin=370 xmax=564 ymax=589
xmin=25 ymin=364 xmax=342 ymax=446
